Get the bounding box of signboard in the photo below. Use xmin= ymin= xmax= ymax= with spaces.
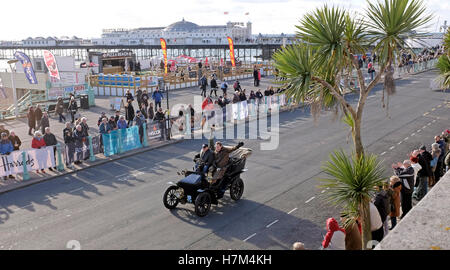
xmin=48 ymin=84 xmax=85 ymax=99
xmin=223 ymin=68 xmax=231 ymax=74
xmin=110 ymin=97 xmax=123 ymax=111
xmin=144 ymin=76 xmax=159 ymax=87
xmin=102 ymin=126 xmax=141 ymax=156
xmin=0 ymin=147 xmax=55 ymax=177
xmin=43 ymin=50 xmax=60 ymax=80
xmin=188 ymin=71 xmax=197 ymax=78
xmin=148 ymin=122 xmax=162 ymax=140
xmin=160 ymin=38 xmax=168 ymax=74
xmin=14 ymin=51 xmax=38 ymax=84
xmin=102 ymin=51 xmax=133 ymax=58
xmin=50 ymin=72 xmax=83 ymax=87
xmin=64 ymin=140 xmax=89 ymax=164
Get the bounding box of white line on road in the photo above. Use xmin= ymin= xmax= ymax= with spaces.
xmin=423 ymin=126 xmax=427 ymax=129
xmin=115 ymin=173 xmax=128 ymax=178
xmin=380 ymin=152 xmax=386 ymax=156
xmin=321 ymin=190 xmax=326 ymax=193
xmin=305 ymin=196 xmax=315 ymax=204
xmin=266 ymin=220 xmax=279 ymax=228
xmin=405 ymin=137 xmax=409 ymax=140
xmin=287 ymin=208 xmax=298 ymax=214
xmin=438 ymin=104 xmax=442 ymax=108
xmin=431 ymin=108 xmax=436 ymax=111
xmin=412 ymin=133 xmax=416 ymax=136
xmin=398 ymin=141 xmax=402 ymax=145
xmin=243 ymin=233 xmax=257 ymax=242
xmin=432 ymin=120 xmax=436 ymax=123
xmin=417 ymin=129 xmax=421 ymax=133
xmin=94 ymin=180 xmax=106 ymax=185
xmin=69 ymin=187 xmax=83 ymax=193
xmin=389 ymin=146 xmax=395 ymax=150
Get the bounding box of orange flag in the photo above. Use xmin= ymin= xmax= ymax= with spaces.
xmin=160 ymin=38 xmax=168 ymax=74
xmin=227 ymin=36 xmax=236 ymax=67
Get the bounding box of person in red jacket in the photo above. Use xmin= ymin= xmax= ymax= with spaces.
xmin=31 ymin=131 xmax=47 ymax=174
xmin=322 ymin=217 xmax=346 ymax=250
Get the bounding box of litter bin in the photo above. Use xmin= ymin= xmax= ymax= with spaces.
xmin=80 ymin=94 xmax=89 ymax=109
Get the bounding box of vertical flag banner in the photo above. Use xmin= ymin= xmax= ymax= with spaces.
xmin=14 ymin=51 xmax=38 ymax=84
xmin=227 ymin=36 xmax=236 ymax=67
xmin=43 ymin=50 xmax=60 ymax=80
xmin=160 ymin=38 xmax=168 ymax=74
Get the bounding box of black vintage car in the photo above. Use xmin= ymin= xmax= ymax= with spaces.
xmin=163 ymin=147 xmax=252 ymax=217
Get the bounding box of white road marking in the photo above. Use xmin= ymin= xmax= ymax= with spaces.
xmin=389 ymin=146 xmax=395 ymax=150
xmin=411 ymin=133 xmax=416 ymax=136
xmin=432 ymin=120 xmax=436 ymax=123
xmin=437 ymin=104 xmax=442 ymax=108
xmin=321 ymin=190 xmax=326 ymax=193
xmin=94 ymin=180 xmax=106 ymax=185
xmin=422 ymin=126 xmax=427 ymax=129
xmin=115 ymin=173 xmax=128 ymax=178
xmin=69 ymin=187 xmax=83 ymax=193
xmin=431 ymin=108 xmax=436 ymax=111
xmin=380 ymin=152 xmax=386 ymax=156
xmin=423 ymin=112 xmax=429 ymax=116
xmin=266 ymin=220 xmax=279 ymax=228
xmin=243 ymin=233 xmax=257 ymax=242
xmin=305 ymin=196 xmax=315 ymax=204
xmin=398 ymin=141 xmax=402 ymax=145
xmin=417 ymin=129 xmax=421 ymax=133
xmin=427 ymin=123 xmax=431 ymax=126
xmin=287 ymin=208 xmax=298 ymax=214
xmin=404 ymin=137 xmax=409 ymax=140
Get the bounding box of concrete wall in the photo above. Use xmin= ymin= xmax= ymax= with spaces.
xmin=0 ymin=72 xmax=47 ymax=90
xmin=375 ymin=170 xmax=450 ymax=250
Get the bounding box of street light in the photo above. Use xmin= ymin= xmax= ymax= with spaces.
xmin=7 ymin=59 xmax=19 ymax=117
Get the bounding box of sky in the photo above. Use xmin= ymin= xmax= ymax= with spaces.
xmin=0 ymin=0 xmax=448 ymax=41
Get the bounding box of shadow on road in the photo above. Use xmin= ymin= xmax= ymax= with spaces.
xmin=168 ymin=197 xmax=326 ymax=250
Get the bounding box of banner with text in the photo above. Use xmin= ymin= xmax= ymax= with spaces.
xmin=102 ymin=126 xmax=141 ymax=156
xmin=0 ymin=147 xmax=55 ymax=177
xmin=64 ymin=140 xmax=89 ymax=164
xmin=43 ymin=50 xmax=61 ymax=80
xmin=14 ymin=51 xmax=38 ymax=84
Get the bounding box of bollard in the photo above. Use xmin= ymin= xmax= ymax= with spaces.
xmin=56 ymin=143 xmax=64 ymax=171
xmin=142 ymin=123 xmax=149 ymax=147
xmin=22 ymin=151 xmax=30 ymax=181
xmin=118 ymin=129 xmax=123 ymax=154
xmin=88 ymin=136 xmax=96 ymax=162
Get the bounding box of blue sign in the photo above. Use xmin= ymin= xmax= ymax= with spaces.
xmin=14 ymin=51 xmax=38 ymax=84
xmin=102 ymin=126 xmax=141 ymax=156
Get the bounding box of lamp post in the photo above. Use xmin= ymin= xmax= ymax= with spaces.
xmin=7 ymin=59 xmax=19 ymax=118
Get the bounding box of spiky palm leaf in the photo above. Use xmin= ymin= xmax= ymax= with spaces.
xmin=365 ymin=0 xmax=433 ymax=95
xmin=319 ymin=149 xmax=385 ymax=217
xmin=436 ymin=55 xmax=450 ymax=89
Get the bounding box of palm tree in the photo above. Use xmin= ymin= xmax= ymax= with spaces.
xmin=320 ymin=150 xmax=385 ymax=249
xmin=272 ymin=0 xmax=432 ymax=159
xmin=436 ymin=29 xmax=450 ymax=90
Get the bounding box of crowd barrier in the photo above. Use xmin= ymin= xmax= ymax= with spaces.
xmin=0 ymin=93 xmax=291 ymax=181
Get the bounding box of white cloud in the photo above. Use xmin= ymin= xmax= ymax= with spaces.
xmin=0 ymin=0 xmax=448 ymax=41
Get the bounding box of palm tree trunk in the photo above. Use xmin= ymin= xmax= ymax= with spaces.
xmin=360 ymin=200 xmax=372 ymax=250
xmin=352 ymin=117 xmax=364 ymax=159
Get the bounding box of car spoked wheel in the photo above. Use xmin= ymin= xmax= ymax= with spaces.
xmin=230 ymin=178 xmax=244 ymax=201
xmin=163 ymin=186 xmax=179 ymax=209
xmin=194 ymin=192 xmax=211 ymax=217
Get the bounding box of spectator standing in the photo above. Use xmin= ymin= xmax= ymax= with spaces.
xmin=152 ymin=88 xmax=164 ymax=112
xmin=67 ymin=96 xmax=78 ymax=124
xmin=8 ymin=131 xmax=21 ymax=151
xmin=415 ymin=145 xmax=432 ymax=200
xmin=321 ymin=218 xmax=346 ymax=250
xmin=256 ymin=89 xmax=263 ymax=104
xmin=233 ymin=80 xmax=241 ymax=91
xmin=63 ymin=122 xmax=75 ymax=169
xmin=153 ymin=107 xmax=166 ymax=141
xmin=55 ymin=97 xmax=66 ymax=123
xmin=117 ymin=115 xmax=128 ymax=129
xmin=253 ymin=67 xmax=259 ymax=86
xmin=220 ymin=81 xmax=228 ymax=96
xmin=27 ymin=106 xmax=36 ymax=136
xmin=97 ymin=112 xmax=107 ymax=126
xmin=342 ymin=217 xmax=362 ymax=250
xmin=389 ymin=176 xmax=402 ymax=230
xmin=125 ymin=89 xmax=134 ymax=103
xmin=43 ymin=127 xmax=58 ymax=172
xmin=141 ymin=90 xmax=150 ymax=107
xmin=140 ymin=104 xmax=148 ymax=119
xmin=99 ymin=118 xmax=112 ymax=135
xmin=80 ymin=117 xmax=89 ymax=137
xmin=133 ymin=110 xmax=146 ymax=144
xmin=31 ymin=131 xmax=46 ymax=173
xmin=370 ymin=201 xmax=384 ymax=245
xmin=210 ymin=76 xmax=218 ymax=97
xmin=0 ymin=125 xmax=9 ymax=137
xmin=125 ymin=100 xmax=135 ymax=126
xmin=73 ymin=125 xmax=86 ymax=165
xmin=148 ymin=103 xmax=155 ymax=121
xmin=232 ymin=91 xmax=240 ymax=104
xmin=239 ymin=89 xmax=247 ymax=101
xmin=393 ymin=160 xmax=415 ymax=217
xmin=114 ymin=111 xmax=120 ymax=124
xmin=40 ymin=112 xmax=50 ymax=134
xmin=34 ymin=104 xmax=43 ymax=131
xmin=0 ymin=132 xmax=15 ymax=179
xmin=248 ymin=90 xmax=256 ymax=101
xmin=374 ymin=183 xmax=391 ymax=238
xmin=430 ymin=143 xmax=441 ymax=187
xmin=136 ymin=88 xmax=143 ymax=108
xmin=108 ymin=116 xmax=117 ymax=130
xmin=200 ymin=75 xmax=208 ymax=97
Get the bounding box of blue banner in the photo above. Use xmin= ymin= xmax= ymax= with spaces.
xmin=102 ymin=126 xmax=141 ymax=156
xmin=14 ymin=51 xmax=38 ymax=84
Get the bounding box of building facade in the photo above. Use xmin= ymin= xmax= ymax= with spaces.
xmin=91 ymin=19 xmax=252 ymax=46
